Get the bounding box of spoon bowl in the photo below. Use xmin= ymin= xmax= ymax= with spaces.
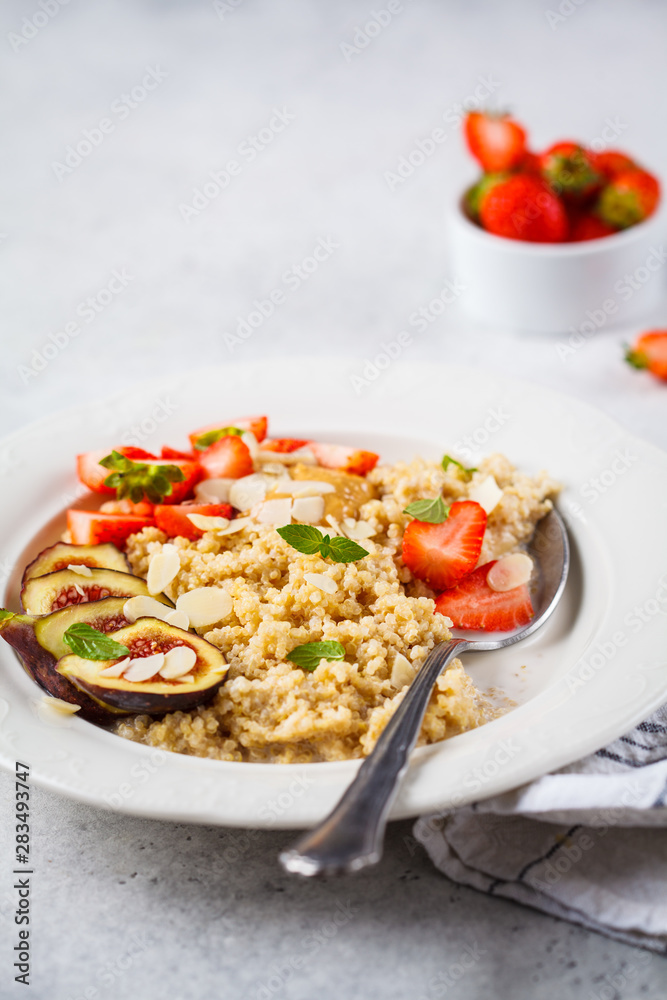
xmin=280 ymin=508 xmax=569 ymax=876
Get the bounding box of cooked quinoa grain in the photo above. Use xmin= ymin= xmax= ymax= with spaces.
xmin=117 ymin=453 xmax=558 ymax=762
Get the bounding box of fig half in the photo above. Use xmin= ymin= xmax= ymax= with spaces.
xmin=21 ymin=568 xmax=173 ymax=615
xmin=22 ymin=542 xmax=129 ymax=585
xmin=57 ymin=618 xmax=228 ymax=714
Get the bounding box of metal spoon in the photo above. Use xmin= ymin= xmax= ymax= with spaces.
xmin=280 ymin=508 xmax=569 ymax=877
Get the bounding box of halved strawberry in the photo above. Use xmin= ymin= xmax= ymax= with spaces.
xmin=308 ymin=442 xmax=379 ymax=475
xmin=77 ymin=449 xmax=201 ymax=503
xmin=198 ymin=436 xmax=254 ymax=479
xmin=188 ymin=415 xmax=268 ymax=449
xmin=154 ymin=503 xmax=234 ymax=541
xmin=160 ymin=446 xmax=197 ymax=461
xmin=401 ymin=500 xmax=487 ymax=591
xmin=464 ymin=111 xmax=527 ymax=173
xmin=120 ymin=447 xmax=158 ymax=461
xmin=261 ymin=438 xmax=309 ymax=453
xmin=76 ymin=449 xmax=117 ymax=494
xmin=434 ymin=561 xmax=533 ymax=631
xmin=625 ymin=330 xmax=667 ymax=382
xmin=67 ymin=510 xmax=155 ymax=547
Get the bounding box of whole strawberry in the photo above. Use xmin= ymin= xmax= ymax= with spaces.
xmin=597 ymin=169 xmax=660 ymax=228
xmin=463 ymin=173 xmax=507 ymax=222
xmin=464 ymin=111 xmax=527 ymax=173
xmin=539 ymin=141 xmax=602 ymax=200
xmin=569 ymin=212 xmax=617 ymax=242
xmin=625 ymin=330 xmax=667 ymax=382
xmin=589 ymin=149 xmax=636 ymax=181
xmin=480 ymin=174 xmax=568 ymax=242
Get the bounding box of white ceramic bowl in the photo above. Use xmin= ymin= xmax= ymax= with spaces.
xmin=448 ymin=194 xmax=666 ymax=333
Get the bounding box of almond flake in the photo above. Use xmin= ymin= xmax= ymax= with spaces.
xmin=259 ymin=461 xmax=290 ymax=476
xmin=229 ymin=473 xmax=268 ymax=511
xmin=487 ymin=553 xmax=533 ymax=592
xmin=74 ymin=584 xmax=86 ymax=597
xmin=164 ymin=609 xmax=190 ymax=630
xmin=175 ymin=587 xmax=233 ymax=628
xmin=38 ymin=695 xmax=81 ymax=715
xmin=123 ymin=596 xmax=172 ymax=624
xmin=187 ymin=513 xmax=231 ymax=532
xmin=292 ymin=496 xmax=325 ymax=524
xmin=159 ymin=645 xmax=197 ymax=679
xmin=342 ymin=520 xmax=376 ymax=540
xmin=194 ymin=478 xmax=235 ymax=503
xmin=147 ymin=544 xmax=180 ymax=595
xmin=67 ymin=563 xmax=93 ymax=577
xmin=241 ymin=430 xmax=259 ymax=458
xmin=254 ymin=498 xmax=292 ymax=526
xmin=99 ymin=657 xmax=131 ymax=678
xmin=214 ymin=516 xmax=254 ymax=536
xmin=304 ymin=572 xmax=337 ymax=595
xmin=123 ymin=653 xmax=165 ymax=682
xmin=390 ymin=652 xmax=415 ymax=690
xmin=468 ymin=475 xmax=503 ymax=515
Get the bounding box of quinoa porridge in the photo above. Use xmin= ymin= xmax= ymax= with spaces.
xmin=115 ymin=450 xmax=559 ymax=764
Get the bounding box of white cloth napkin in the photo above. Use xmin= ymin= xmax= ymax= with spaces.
xmin=414 ymin=705 xmax=667 ymax=952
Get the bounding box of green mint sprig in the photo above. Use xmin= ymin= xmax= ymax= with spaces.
xmin=62 ymin=623 xmax=130 ymax=661
xmin=276 ymin=525 xmax=369 ymax=563
xmin=442 ymin=454 xmax=477 ymax=476
xmin=287 ymin=641 xmax=345 ymax=672
xmin=193 ymin=427 xmax=244 ymax=451
xmin=403 ymin=497 xmax=450 ymax=524
xmin=100 ymin=450 xmax=185 ymax=503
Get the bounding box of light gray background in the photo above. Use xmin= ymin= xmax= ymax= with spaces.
xmin=1 ymin=0 xmax=667 ymax=997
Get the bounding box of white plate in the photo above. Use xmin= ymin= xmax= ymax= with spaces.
xmin=1 ymin=359 xmax=666 ymax=829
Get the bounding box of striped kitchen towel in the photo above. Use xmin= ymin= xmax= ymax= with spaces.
xmin=414 ymin=705 xmax=667 ymax=952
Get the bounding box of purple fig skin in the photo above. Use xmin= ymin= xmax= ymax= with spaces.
xmin=0 ymin=614 xmax=116 ymax=725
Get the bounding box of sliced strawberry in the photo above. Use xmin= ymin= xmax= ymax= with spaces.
xmin=626 ymin=330 xmax=667 ymax=382
xmin=261 ymin=438 xmax=309 ymax=454
xmin=99 ymin=499 xmax=155 ymax=517
xmin=434 ymin=561 xmax=533 ymax=631
xmin=198 ymin=435 xmax=254 ymax=479
xmin=120 ymin=447 xmax=158 ymax=461
xmin=401 ymin=501 xmax=487 ymax=591
xmin=308 ymin=442 xmax=379 ymax=475
xmin=161 ymin=446 xmax=198 ymax=461
xmin=188 ymin=415 xmax=268 ymax=449
xmin=464 ymin=111 xmax=527 ymax=173
xmin=67 ymin=510 xmax=155 ymax=547
xmin=154 ymin=503 xmax=234 ymax=541
xmin=76 ymin=449 xmax=200 ymax=503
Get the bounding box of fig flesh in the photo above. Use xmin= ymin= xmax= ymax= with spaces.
xmin=21 ymin=568 xmax=173 ymax=615
xmin=57 ymin=618 xmax=227 ymax=714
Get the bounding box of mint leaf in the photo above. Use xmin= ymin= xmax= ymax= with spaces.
xmin=100 ymin=450 xmax=185 ymax=503
xmin=287 ymin=641 xmax=346 ymax=671
xmin=327 ymin=537 xmax=369 ymax=562
xmin=194 ymin=427 xmax=244 ymax=451
xmin=63 ymin=623 xmax=131 ymax=661
xmin=442 ymin=454 xmax=477 ymax=476
xmin=403 ymin=497 xmax=450 ymax=524
xmin=276 ymin=524 xmax=326 ymax=555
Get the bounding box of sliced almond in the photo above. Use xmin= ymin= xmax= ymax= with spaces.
xmin=487 ymin=553 xmax=533 ymax=592
xmin=254 ymin=498 xmax=293 ymax=526
xmin=38 ymin=695 xmax=81 ymax=715
xmin=259 ymin=461 xmax=291 ymax=476
xmin=175 ymin=587 xmax=233 ymax=627
xmin=122 ymin=595 xmax=172 ymax=624
xmin=147 ymin=544 xmax=180 ymax=595
xmin=123 ymin=653 xmax=165 ymax=682
xmin=468 ymin=475 xmax=503 ymax=515
xmin=194 ymin=478 xmax=235 ymax=503
xmin=99 ymin=657 xmax=131 ymax=678
xmin=229 ymin=473 xmax=268 ymax=511
xmin=304 ymin=572 xmax=337 ymax=594
xmin=159 ymin=645 xmax=197 ymax=679
xmin=67 ymin=563 xmax=93 ymax=577
xmin=187 ymin=513 xmax=231 ymax=532
xmin=164 ymin=609 xmax=190 ymax=630
xmin=342 ymin=519 xmax=376 ymax=540
xmin=74 ymin=583 xmax=86 ymax=597
xmin=214 ymin=516 xmax=254 ymax=536
xmin=391 ymin=652 xmax=415 ymax=690
xmin=292 ymin=496 xmax=325 ymax=524
xmin=240 ymin=430 xmax=259 ymax=458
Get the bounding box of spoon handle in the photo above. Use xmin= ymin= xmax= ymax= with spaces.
xmin=279 ymin=637 xmax=470 ymax=876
